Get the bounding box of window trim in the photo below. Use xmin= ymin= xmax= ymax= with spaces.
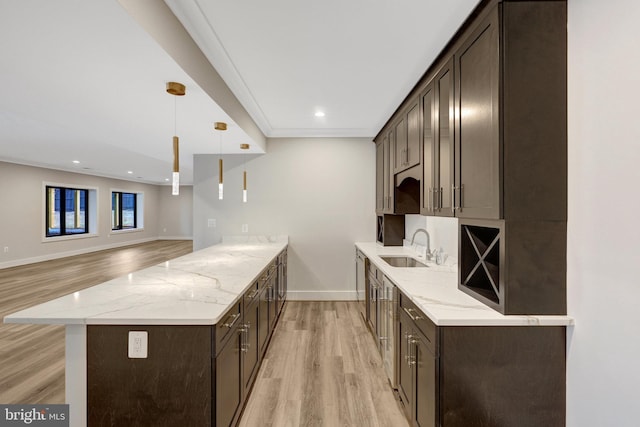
xmin=110 ymin=189 xmax=144 ymax=234
xmin=42 ymin=182 xmax=99 ymax=242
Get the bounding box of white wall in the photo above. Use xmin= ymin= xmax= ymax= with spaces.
xmin=0 ymin=162 xmax=193 ymax=268
xmin=567 ymin=0 xmax=640 ymax=425
xmin=193 ymin=137 xmax=376 ymax=300
xmin=405 ymin=214 xmax=458 ymax=265
xmin=157 ymin=185 xmax=193 ymax=239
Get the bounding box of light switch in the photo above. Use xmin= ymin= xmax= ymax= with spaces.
xmin=242 ymin=224 xmax=249 ymax=233
xmin=208 ymin=218 xmax=216 ymax=228
xmin=128 ymin=331 xmax=148 ymax=358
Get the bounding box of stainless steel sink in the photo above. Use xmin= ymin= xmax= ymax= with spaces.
xmin=380 ymin=256 xmax=428 ymax=268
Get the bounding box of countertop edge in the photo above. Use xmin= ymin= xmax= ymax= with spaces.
xmin=356 ymin=241 xmax=573 ymax=327
xmin=4 ymin=239 xmax=288 ymax=326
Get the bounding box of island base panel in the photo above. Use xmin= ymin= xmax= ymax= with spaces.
xmin=87 ymin=325 xmax=212 ymax=427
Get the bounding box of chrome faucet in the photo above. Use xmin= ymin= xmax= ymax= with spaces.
xmin=410 ymin=228 xmax=432 ymax=259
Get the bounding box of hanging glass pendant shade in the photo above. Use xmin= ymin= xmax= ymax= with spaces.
xmin=166 ymin=82 xmax=186 ymax=196
xmin=240 ymin=143 xmax=249 ymax=203
xmin=215 ymin=122 xmax=227 ymax=200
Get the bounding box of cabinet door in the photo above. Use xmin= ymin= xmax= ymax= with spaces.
xmin=367 ymin=275 xmax=377 ymax=334
xmin=242 ymin=299 xmax=260 ymax=397
xmin=216 ymin=328 xmax=242 ymax=427
xmin=394 ymin=116 xmax=407 ymax=173
xmin=421 ymin=81 xmax=436 ymax=215
xmin=258 ymin=285 xmax=269 ymax=356
xmin=397 ymin=309 xmax=413 ymax=419
xmin=414 ymin=333 xmax=437 ymax=427
xmin=435 ymin=58 xmax=455 ymax=217
xmin=406 ymin=101 xmax=420 ymax=168
xmin=267 ymin=273 xmax=277 ymax=333
xmin=376 ymin=140 xmax=385 ymax=213
xmin=383 ymin=131 xmax=395 ymax=213
xmin=455 ymin=9 xmax=500 ymax=219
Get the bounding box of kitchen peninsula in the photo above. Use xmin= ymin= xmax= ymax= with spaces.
xmin=4 ymin=236 xmax=288 ymax=427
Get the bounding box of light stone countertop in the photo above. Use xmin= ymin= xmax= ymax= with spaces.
xmin=355 ymin=242 xmax=573 ymax=327
xmin=4 ymin=236 xmax=288 ymax=326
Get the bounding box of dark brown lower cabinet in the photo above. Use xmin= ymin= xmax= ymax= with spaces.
xmin=396 ymin=290 xmax=566 ymax=427
xmin=215 ymin=322 xmax=243 ymax=427
xmin=87 ymin=250 xmax=288 ymax=427
xmin=398 ymin=297 xmax=438 ymax=427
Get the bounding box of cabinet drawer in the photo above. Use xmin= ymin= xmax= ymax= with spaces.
xmin=244 ymin=281 xmax=260 ymax=307
xmin=368 ymin=263 xmax=383 ymax=281
xmin=215 ymin=301 xmax=242 ymax=354
xmin=399 ymin=291 xmax=438 ymax=355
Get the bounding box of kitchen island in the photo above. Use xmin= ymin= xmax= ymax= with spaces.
xmin=4 ymin=236 xmax=288 ymax=427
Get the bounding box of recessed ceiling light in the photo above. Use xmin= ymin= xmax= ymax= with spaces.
xmin=165 ymin=178 xmax=170 ymax=182
xmin=72 ymin=160 xmax=80 ymax=164
xmin=314 ymin=111 xmax=325 ymax=118
xmin=127 ymin=171 xmax=133 ymax=174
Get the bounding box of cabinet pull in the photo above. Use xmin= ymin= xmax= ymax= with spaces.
xmin=451 ymin=185 xmax=457 ymax=213
xmin=402 ymin=306 xmax=422 ymax=322
xmin=452 ymin=185 xmax=463 ymax=212
xmin=247 ymin=288 xmax=260 ymax=300
xmin=408 ymin=337 xmax=417 ymax=366
xmin=427 ymin=187 xmax=432 ymax=211
xmin=222 ymin=312 xmax=241 ymax=329
xmin=241 ymin=322 xmax=251 ymax=353
xmin=406 ymin=147 xmax=409 ymax=165
xmin=404 ymin=333 xmax=413 ymax=366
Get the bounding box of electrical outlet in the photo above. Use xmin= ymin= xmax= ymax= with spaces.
xmin=128 ymin=331 xmax=148 ymax=358
xmin=208 ymin=218 xmax=216 ymax=228
xmin=3 ymin=247 xmax=8 ymax=253
xmin=242 ymin=224 xmax=249 ymax=233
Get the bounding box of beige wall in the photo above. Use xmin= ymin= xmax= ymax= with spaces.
xmin=193 ymin=137 xmax=376 ymax=300
xmin=0 ymin=161 xmax=193 ymax=268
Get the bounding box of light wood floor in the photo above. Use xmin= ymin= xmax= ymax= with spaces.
xmin=1 ymin=244 xmax=408 ymax=427
xmin=0 ymin=240 xmax=193 ymax=404
xmin=238 ymin=301 xmax=409 ymax=427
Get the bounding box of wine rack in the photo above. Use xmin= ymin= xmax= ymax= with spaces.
xmin=459 ymin=220 xmax=504 ymax=310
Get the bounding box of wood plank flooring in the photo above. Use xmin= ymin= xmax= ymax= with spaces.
xmin=1 ymin=244 xmax=409 ymax=427
xmin=238 ymin=302 xmax=409 ymax=427
xmin=0 ymin=240 xmax=193 ymax=404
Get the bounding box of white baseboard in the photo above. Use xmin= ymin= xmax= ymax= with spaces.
xmin=0 ymin=237 xmax=191 ymax=270
xmin=159 ymin=236 xmax=194 ymax=241
xmin=287 ymin=290 xmax=357 ymax=301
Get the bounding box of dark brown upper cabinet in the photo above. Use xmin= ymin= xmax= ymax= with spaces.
xmin=376 ymin=130 xmax=396 ymax=215
xmin=436 ymin=59 xmax=455 ymax=217
xmin=453 ymin=1 xmax=566 ymax=222
xmin=454 ymin=10 xmax=500 ymax=219
xmin=420 ymin=59 xmax=454 ymax=217
xmin=394 ymin=100 xmax=421 ymax=174
xmin=420 ymin=81 xmax=435 ymax=216
xmin=379 ymin=0 xmax=566 ymax=224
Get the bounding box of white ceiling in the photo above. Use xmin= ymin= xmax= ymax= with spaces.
xmin=0 ymin=0 xmax=480 ymax=184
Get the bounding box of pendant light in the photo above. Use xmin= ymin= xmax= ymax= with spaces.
xmin=214 ymin=122 xmax=227 ymax=199
xmin=240 ymin=143 xmax=250 ymax=203
xmin=166 ymin=82 xmax=186 ymax=195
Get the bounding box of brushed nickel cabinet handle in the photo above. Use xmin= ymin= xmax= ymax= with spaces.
xmin=222 ymin=312 xmax=241 ymax=329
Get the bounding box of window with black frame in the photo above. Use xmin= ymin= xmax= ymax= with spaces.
xmin=46 ymin=186 xmax=89 ymax=237
xmin=111 ymin=192 xmax=137 ymax=230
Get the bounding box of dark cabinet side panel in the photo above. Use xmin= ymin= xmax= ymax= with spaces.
xmin=87 ymin=325 xmax=212 ymax=427
xmin=439 ymin=326 xmax=566 ymax=427
xmin=502 ymin=1 xmax=567 ymax=222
